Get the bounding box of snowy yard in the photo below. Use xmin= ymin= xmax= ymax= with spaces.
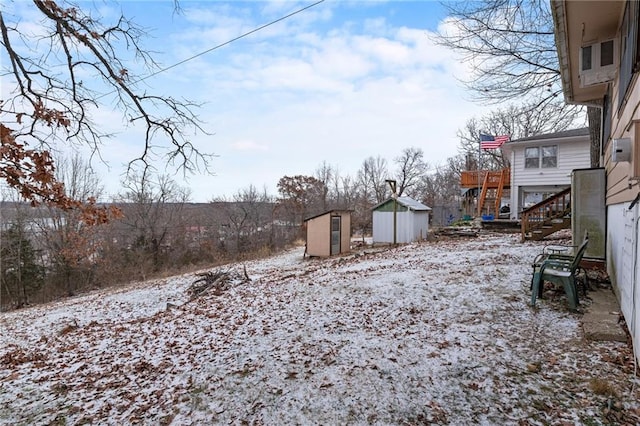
xmin=1 ymin=232 xmax=639 ymax=425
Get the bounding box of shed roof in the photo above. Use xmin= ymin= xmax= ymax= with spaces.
xmin=372 ymin=196 xmax=432 ymax=212
xmin=303 ymin=209 xmax=352 ymax=222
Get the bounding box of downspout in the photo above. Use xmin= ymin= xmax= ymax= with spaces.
xmin=630 ymin=194 xmax=640 ymax=367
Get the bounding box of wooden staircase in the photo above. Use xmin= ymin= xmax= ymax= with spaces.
xmin=478 ymin=169 xmax=509 ymax=217
xmin=521 ymin=187 xmax=571 ymax=241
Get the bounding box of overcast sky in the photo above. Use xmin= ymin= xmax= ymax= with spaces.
xmin=3 ymin=1 xmax=493 ymax=202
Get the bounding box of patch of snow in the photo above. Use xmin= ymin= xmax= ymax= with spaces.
xmin=1 ymin=234 xmax=638 ymax=425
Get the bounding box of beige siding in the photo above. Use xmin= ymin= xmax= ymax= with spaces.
xmin=598 ymin=4 xmax=640 ymax=364
xmin=340 ymin=213 xmax=351 ymax=254
xmin=605 ymin=65 xmax=640 ymax=205
xmin=305 ymin=211 xmax=351 ymax=257
xmin=306 ymin=214 xmax=330 ymax=257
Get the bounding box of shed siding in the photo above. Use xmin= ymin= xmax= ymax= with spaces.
xmin=372 ymin=210 xmax=429 ymax=244
xmin=305 ymin=211 xmax=352 ymax=257
xmin=340 ymin=213 xmax=351 ymax=253
xmin=411 ymin=211 xmax=429 ymax=241
xmin=306 ymin=214 xmax=331 ymax=257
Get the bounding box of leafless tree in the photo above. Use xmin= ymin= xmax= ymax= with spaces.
xmin=435 ymin=1 xmax=567 ymax=107
xmin=393 ymin=147 xmax=429 ymax=198
xmin=433 ymin=0 xmax=591 ymax=148
xmin=456 ymin=102 xmax=582 ymax=171
xmin=213 ymin=185 xmax=273 ymax=257
xmin=314 ymin=161 xmax=335 ymax=211
xmin=418 ymin=155 xmax=469 ymax=225
xmin=33 ymin=154 xmax=108 ymax=296
xmin=116 ymin=171 xmax=191 ymax=276
xmin=0 ymin=1 xmax=212 ymax=208
xmin=357 ymin=156 xmax=389 ymax=204
xmin=337 ymin=174 xmax=358 ymax=210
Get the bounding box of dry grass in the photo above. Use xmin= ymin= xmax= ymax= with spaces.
xmin=589 ymin=378 xmax=619 ymax=397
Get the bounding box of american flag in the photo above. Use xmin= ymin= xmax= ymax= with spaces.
xmin=480 ymin=133 xmax=510 ymax=150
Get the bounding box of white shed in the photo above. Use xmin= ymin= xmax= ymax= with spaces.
xmin=372 ymin=196 xmax=431 ymax=244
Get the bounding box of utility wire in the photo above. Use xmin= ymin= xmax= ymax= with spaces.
xmin=131 ymin=0 xmax=325 ymax=86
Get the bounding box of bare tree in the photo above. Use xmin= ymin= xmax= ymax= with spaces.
xmin=394 ymin=147 xmax=429 ymax=197
xmin=34 ymin=154 xmax=109 ymax=296
xmin=435 ymin=1 xmax=567 ymax=107
xmin=337 ymin=174 xmax=357 ymax=210
xmin=314 ymin=161 xmax=335 ymax=211
xmin=433 ymin=0 xmax=590 ymax=148
xmin=357 ymin=156 xmax=389 ymax=204
xmin=213 ymin=185 xmax=273 ymax=257
xmin=418 ymin=155 xmax=469 ymax=225
xmin=456 ymin=102 xmax=582 ymax=171
xmin=0 ymin=1 xmax=211 ymax=209
xmin=116 ymin=171 xmax=191 ymax=276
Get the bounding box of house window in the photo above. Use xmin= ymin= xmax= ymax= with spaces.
xmin=525 ymin=146 xmax=558 ymax=169
xmin=619 ymin=1 xmax=639 ymax=108
xmin=581 ymin=45 xmax=592 ymax=71
xmin=525 ymin=147 xmax=539 ymax=168
xmin=541 ymin=146 xmax=558 ymax=168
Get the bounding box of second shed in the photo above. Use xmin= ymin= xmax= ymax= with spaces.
xmin=372 ymin=196 xmax=431 ymax=244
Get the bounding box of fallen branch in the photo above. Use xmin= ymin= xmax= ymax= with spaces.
xmin=188 ymin=267 xmax=251 ymax=300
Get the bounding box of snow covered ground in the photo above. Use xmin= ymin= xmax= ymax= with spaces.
xmin=1 ymin=232 xmax=639 ymax=425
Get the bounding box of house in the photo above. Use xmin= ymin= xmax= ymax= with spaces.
xmin=372 ymin=196 xmax=431 ymax=244
xmin=552 ymin=0 xmax=639 ymax=362
xmin=501 ymin=128 xmax=591 ymax=220
xmin=304 ymin=210 xmax=352 ymax=257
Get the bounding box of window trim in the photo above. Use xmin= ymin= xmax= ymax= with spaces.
xmin=618 ymin=1 xmax=639 ymax=109
xmin=524 ymin=145 xmax=558 ymax=169
xmin=541 ymin=145 xmax=558 ymax=168
xmin=524 ymin=147 xmax=540 ymax=169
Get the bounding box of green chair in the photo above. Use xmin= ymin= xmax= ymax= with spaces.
xmin=530 ymin=235 xmax=589 ymax=311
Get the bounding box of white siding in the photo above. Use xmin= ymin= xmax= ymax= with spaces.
xmin=607 ymin=203 xmax=640 ymax=364
xmin=508 ymin=138 xmax=590 ymax=218
xmin=511 ymin=139 xmax=590 ymax=187
xmin=372 ymin=211 xmax=429 ymax=244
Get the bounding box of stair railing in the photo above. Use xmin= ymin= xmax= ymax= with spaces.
xmin=520 ymin=187 xmax=571 ymax=241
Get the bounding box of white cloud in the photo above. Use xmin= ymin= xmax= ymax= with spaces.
xmin=2 ymin=1 xmax=493 ymax=202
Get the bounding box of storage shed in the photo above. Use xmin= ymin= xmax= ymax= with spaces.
xmin=304 ymin=210 xmax=352 ymax=257
xmin=372 ymin=196 xmax=431 ymax=244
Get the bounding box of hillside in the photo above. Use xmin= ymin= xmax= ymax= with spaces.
xmin=1 ymin=233 xmax=639 ymax=425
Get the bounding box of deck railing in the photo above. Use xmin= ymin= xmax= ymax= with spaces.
xmin=460 ymin=169 xmax=510 ymax=188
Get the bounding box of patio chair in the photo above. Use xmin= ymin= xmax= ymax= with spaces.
xmin=530 ymin=232 xmax=589 ymax=311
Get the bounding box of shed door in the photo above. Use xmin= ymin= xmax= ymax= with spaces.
xmin=330 ymin=216 xmax=341 ymax=255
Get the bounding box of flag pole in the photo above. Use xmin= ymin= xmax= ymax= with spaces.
xmin=477 ymin=132 xmax=481 ymax=217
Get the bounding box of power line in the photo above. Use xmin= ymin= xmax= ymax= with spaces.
xmin=132 ymin=0 xmax=326 ymax=86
